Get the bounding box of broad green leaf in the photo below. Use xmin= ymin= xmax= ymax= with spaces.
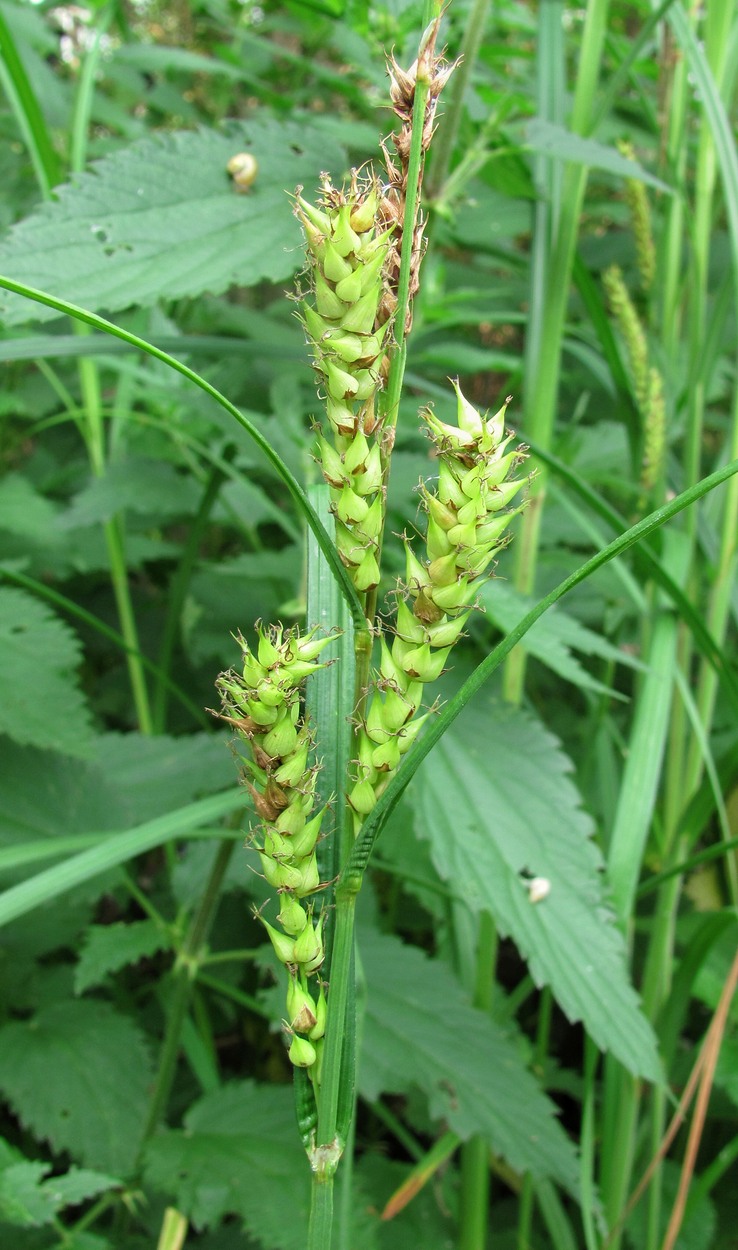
xmin=37 ymin=1167 xmax=119 ymax=1209
xmin=74 ymin=919 xmax=172 ymax=994
xmin=0 ymin=1001 xmax=153 ymax=1175
xmin=525 ymin=119 xmax=671 ymax=192
xmin=0 ymin=117 xmax=345 ymax=325
xmin=0 ymin=1140 xmax=118 ymax=1228
xmin=0 ymin=734 xmax=233 ymax=848
xmin=0 ymin=587 xmax=93 ymax=757
xmin=143 ymin=1081 xmax=310 ymax=1248
xmin=0 ymin=473 xmax=58 ymax=543
xmin=359 ymin=928 xmax=581 ymax=1195
xmin=0 ymin=1143 xmax=55 ymax=1227
xmin=60 ymin=457 xmax=200 ymax=528
xmin=87 ymin=732 xmax=235 ymax=826
xmin=185 ymin=548 xmax=302 ymax=665
xmin=412 ymin=699 xmax=661 ymax=1082
xmin=355 ymin=1155 xmax=455 ymax=1250
xmin=477 ymin=580 xmax=641 ymax=698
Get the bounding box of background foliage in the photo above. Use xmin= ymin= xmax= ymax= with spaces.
xmin=0 ymin=0 xmax=737 ymax=1247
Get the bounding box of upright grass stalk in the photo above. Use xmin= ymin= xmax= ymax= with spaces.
xmin=458 ymin=911 xmax=496 ymax=1250
xmin=503 ymin=0 xmax=612 ymax=702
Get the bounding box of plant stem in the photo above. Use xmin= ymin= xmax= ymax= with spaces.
xmin=153 ymin=451 xmax=233 ymax=732
xmin=504 ymin=0 xmax=612 ymax=702
xmin=458 ymin=910 xmax=496 ymax=1250
xmin=427 ymin=0 xmax=492 ymax=201
xmin=137 ymin=837 xmax=235 ymax=1157
xmin=517 ymin=989 xmax=553 ymax=1248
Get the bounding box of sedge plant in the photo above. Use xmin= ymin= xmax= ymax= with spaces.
xmin=212 ymin=20 xmax=529 ymax=1241
xmin=3 ymin=3 xmax=738 ymax=1248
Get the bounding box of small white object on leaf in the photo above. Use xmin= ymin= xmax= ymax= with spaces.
xmin=227 ymin=152 xmax=258 ymax=192
xmin=527 ymin=877 xmax=551 ymax=904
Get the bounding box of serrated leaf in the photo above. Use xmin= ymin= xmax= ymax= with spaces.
xmin=40 ymin=1167 xmax=119 ymax=1209
xmin=0 ymin=474 xmax=58 ymax=542
xmin=0 ymin=117 xmax=345 ymax=325
xmin=0 ymin=1157 xmax=55 ymax=1228
xmin=412 ymin=700 xmax=661 ymax=1081
xmin=144 ymin=1081 xmax=310 ymax=1249
xmin=0 ymin=1141 xmax=118 ymax=1230
xmin=87 ymin=731 xmax=235 ymax=826
xmin=479 ymin=581 xmax=641 ymax=698
xmin=59 ymin=458 xmax=199 ymax=529
xmin=359 ymin=928 xmax=580 ymax=1194
xmin=0 ymin=588 xmax=94 ymax=757
xmin=525 ymin=119 xmax=671 ymax=192
xmin=75 ymin=919 xmax=171 ymax=994
xmin=0 ymin=1001 xmax=153 ymax=1175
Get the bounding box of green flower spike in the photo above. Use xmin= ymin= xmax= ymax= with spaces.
xmin=347 ymin=384 xmax=529 ymax=835
xmin=296 ymin=170 xmax=394 ymax=595
xmin=216 ymin=623 xmax=339 ymax=1071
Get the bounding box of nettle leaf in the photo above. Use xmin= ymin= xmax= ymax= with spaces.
xmin=0 ymin=474 xmax=59 ymax=543
xmin=144 ymin=1081 xmax=310 ymax=1248
xmin=75 ymin=919 xmax=172 ymax=994
xmin=478 ymin=581 xmax=641 ymax=698
xmin=0 ymin=732 xmax=233 ymax=849
xmin=39 ymin=1167 xmax=119 ymax=1209
xmin=0 ymin=1001 xmax=153 ymax=1176
xmin=0 ymin=1140 xmax=118 ymax=1229
xmin=412 ymin=699 xmax=661 ymax=1082
xmin=359 ymin=928 xmax=580 ymax=1195
xmin=0 ymin=117 xmax=345 ymax=325
xmin=0 ymin=588 xmax=94 ymax=757
xmin=59 ymin=457 xmax=200 ymax=529
xmin=88 ymin=731 xmax=235 ymax=827
xmin=0 ymin=1150 xmax=55 ymax=1228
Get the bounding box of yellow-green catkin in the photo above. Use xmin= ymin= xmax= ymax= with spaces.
xmin=347 ymin=384 xmax=529 ymax=831
xmin=639 ymin=366 xmax=666 ymax=506
xmin=618 ymin=140 xmax=656 ymax=293
xmin=603 ymin=264 xmax=666 ymax=507
xmin=216 ymin=624 xmax=337 ymax=1078
xmin=295 ymin=173 xmax=393 ymax=594
xmin=603 ymin=264 xmax=651 ymax=416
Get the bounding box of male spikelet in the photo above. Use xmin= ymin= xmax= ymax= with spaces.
xmin=379 ymin=18 xmax=455 ymax=333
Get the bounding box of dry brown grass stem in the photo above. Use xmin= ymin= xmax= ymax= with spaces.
xmin=378 ymin=17 xmax=455 ymax=335
xmin=604 ymin=944 xmax=738 ymax=1249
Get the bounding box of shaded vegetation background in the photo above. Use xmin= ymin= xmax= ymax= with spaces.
xmin=0 ymin=0 xmax=737 ymax=1247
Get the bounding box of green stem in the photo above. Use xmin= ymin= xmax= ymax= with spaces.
xmin=458 ymin=911 xmax=496 ymax=1250
xmin=517 ymin=989 xmax=553 ymax=1248
xmin=504 ymin=0 xmax=612 ymax=702
xmin=76 ymin=346 xmax=154 ymax=733
xmin=307 ymin=1178 xmax=334 ymax=1250
xmin=153 ymin=451 xmax=233 ymax=732
xmin=0 ymin=4 xmax=59 ymax=197
xmin=137 ymin=838 xmax=235 ymax=1155
xmin=427 ymin=0 xmax=492 ymax=200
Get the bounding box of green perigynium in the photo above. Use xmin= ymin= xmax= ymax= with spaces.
xmin=347 ymin=383 xmax=529 ymax=828
xmin=216 ymin=623 xmax=336 ymax=1076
